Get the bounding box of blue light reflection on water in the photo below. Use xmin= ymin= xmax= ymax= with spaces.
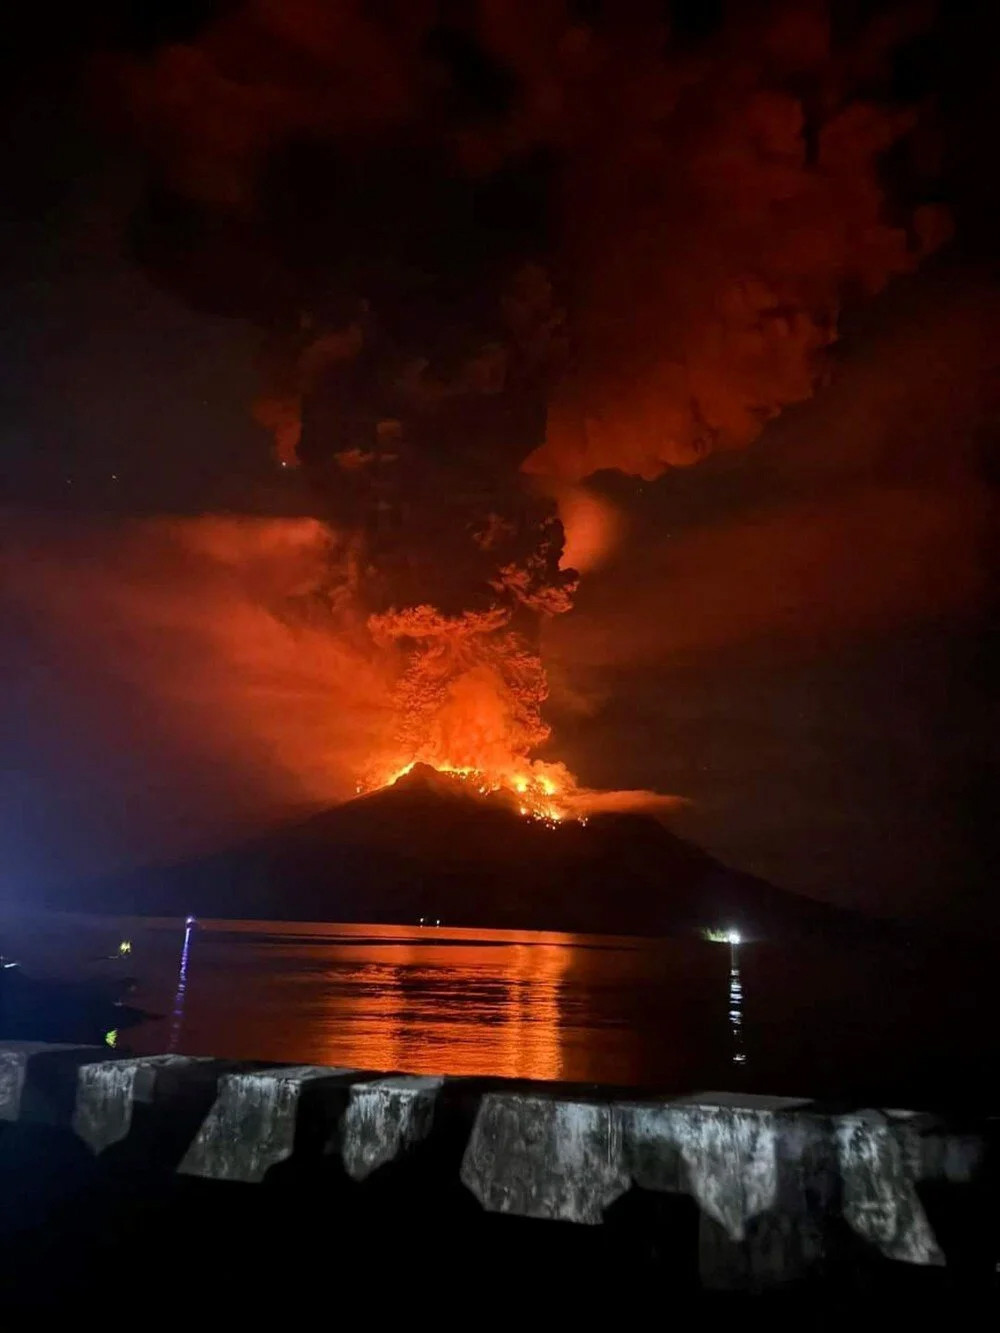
xmin=0 ymin=913 xmax=991 ymax=1104
xmin=167 ymin=917 xmax=195 ymax=1053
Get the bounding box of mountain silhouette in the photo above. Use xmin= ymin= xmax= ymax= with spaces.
xmin=61 ymin=764 xmax=860 ymax=938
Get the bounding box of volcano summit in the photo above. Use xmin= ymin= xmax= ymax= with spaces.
xmin=66 ymin=764 xmax=858 ymax=939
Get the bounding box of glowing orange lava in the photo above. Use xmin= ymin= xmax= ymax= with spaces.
xmin=358 ymin=758 xmax=574 ymax=825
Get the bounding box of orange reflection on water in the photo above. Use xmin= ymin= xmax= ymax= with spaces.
xmin=61 ymin=918 xmax=730 ymax=1087
xmin=308 ymin=930 xmax=571 ymax=1080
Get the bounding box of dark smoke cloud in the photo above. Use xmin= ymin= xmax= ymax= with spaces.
xmin=543 ymin=265 xmax=998 ymax=920
xmin=548 ymin=267 xmax=996 ymax=671
xmin=109 ymin=0 xmax=947 ymax=485
xmin=88 ymin=1 xmax=952 ymax=792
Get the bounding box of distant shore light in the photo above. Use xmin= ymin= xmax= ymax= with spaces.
xmin=701 ymin=926 xmax=745 ymax=944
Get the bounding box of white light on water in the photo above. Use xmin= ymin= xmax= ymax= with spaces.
xmin=701 ymin=926 xmax=744 ymax=945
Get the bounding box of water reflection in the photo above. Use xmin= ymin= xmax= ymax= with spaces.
xmin=121 ymin=921 xmax=730 ymax=1087
xmin=728 ymin=936 xmax=746 ymax=1067
xmin=167 ymin=917 xmax=195 ymax=1053
xmin=0 ymin=913 xmax=990 ymax=1102
xmin=310 ymin=935 xmax=571 ymax=1080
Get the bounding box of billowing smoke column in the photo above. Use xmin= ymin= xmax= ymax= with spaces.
xmin=109 ymin=0 xmax=947 ymax=804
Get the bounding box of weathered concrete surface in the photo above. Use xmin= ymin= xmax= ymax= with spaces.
xmin=73 ymin=1054 xmax=231 ymax=1154
xmin=837 ymin=1110 xmax=945 ymax=1265
xmin=461 ymin=1092 xmax=629 ymax=1223
xmin=180 ymin=1066 xmax=353 ymax=1183
xmin=179 ymin=1070 xmax=446 ymax=1183
xmin=339 ymin=1075 xmax=445 ymax=1181
xmin=0 ymin=1044 xmax=992 ymax=1291
xmin=0 ymin=1043 xmax=101 ymax=1126
xmin=461 ymin=1091 xmax=827 ymax=1236
xmin=622 ymin=1093 xmax=836 ymax=1289
xmin=460 ymin=1088 xmax=991 ymax=1288
xmin=623 ymin=1093 xmax=819 ymax=1239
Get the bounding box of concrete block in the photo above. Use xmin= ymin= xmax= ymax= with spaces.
xmin=461 ymin=1092 xmax=629 ymax=1223
xmin=836 ymin=1109 xmax=946 ymax=1265
xmin=339 ymin=1075 xmax=445 ymax=1181
xmin=620 ymin=1093 xmax=834 ymax=1290
xmin=73 ymin=1054 xmax=229 ymax=1155
xmin=0 ymin=1042 xmax=102 ymax=1126
xmin=180 ymin=1065 xmax=354 ymax=1182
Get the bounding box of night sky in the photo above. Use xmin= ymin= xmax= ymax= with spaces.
xmin=2 ymin=2 xmax=997 ymax=926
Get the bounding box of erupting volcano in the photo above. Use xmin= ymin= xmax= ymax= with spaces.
xmin=90 ymin=0 xmax=952 ymax=872
xmin=363 ymin=762 xmax=570 ymax=825
xmin=359 ymin=564 xmax=578 ymax=823
xmin=70 ymin=758 xmax=864 ymax=940
xmin=359 ymin=591 xmax=580 ymax=822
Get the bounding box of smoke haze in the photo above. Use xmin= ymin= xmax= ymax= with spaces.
xmin=1 ymin=514 xmax=387 ymax=889
xmin=3 ymin=1 xmax=996 ymax=922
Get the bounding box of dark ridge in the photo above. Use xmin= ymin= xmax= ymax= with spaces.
xmin=57 ymin=763 xmax=870 ymax=939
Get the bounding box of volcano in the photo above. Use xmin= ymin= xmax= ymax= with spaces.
xmin=62 ymin=765 xmax=859 ymax=939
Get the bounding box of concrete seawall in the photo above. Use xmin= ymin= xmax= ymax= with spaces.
xmin=0 ymin=1042 xmax=995 ymax=1299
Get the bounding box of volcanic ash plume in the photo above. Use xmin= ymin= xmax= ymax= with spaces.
xmin=109 ymin=1 xmax=948 ymax=809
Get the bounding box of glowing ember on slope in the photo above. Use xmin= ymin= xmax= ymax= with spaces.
xmin=358 ymin=758 xmax=573 ymax=825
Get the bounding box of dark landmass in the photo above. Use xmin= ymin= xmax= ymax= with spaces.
xmin=0 ymin=968 xmax=148 ymax=1044
xmin=55 ymin=765 xmax=868 ymax=939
